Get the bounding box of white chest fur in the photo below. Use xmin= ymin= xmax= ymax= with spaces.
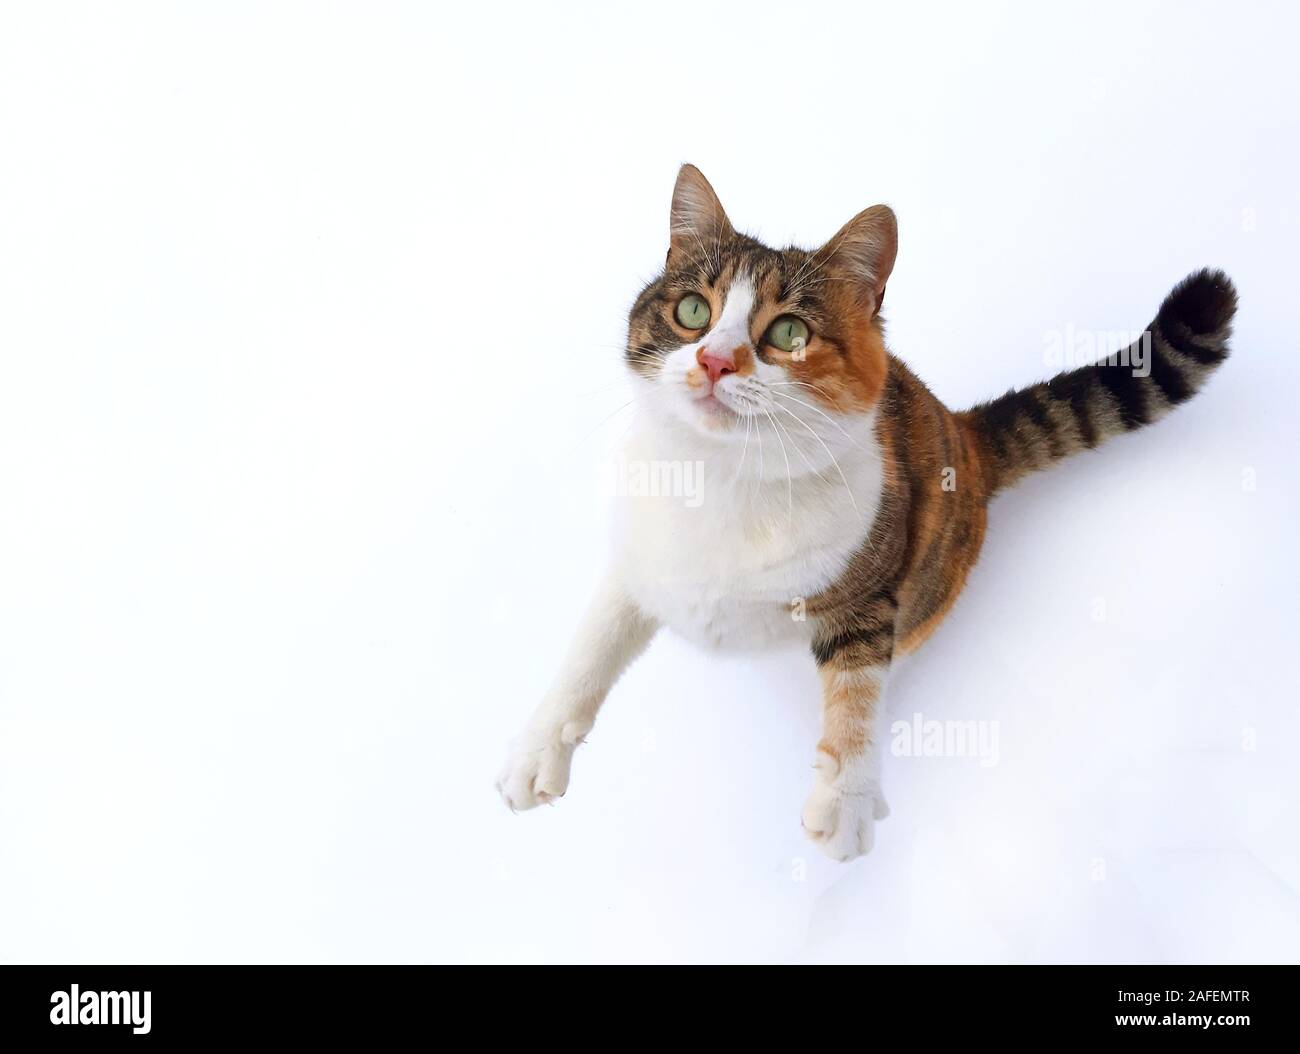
xmin=612 ymin=416 xmax=885 ymax=652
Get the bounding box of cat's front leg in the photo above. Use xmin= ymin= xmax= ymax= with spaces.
xmin=497 ymin=579 xmax=658 ymax=811
xmin=802 ymin=593 xmax=898 ymax=861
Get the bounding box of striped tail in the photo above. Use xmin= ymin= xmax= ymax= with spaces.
xmin=963 ymin=269 xmax=1237 ymax=495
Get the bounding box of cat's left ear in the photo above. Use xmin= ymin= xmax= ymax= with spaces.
xmin=668 ymin=164 xmax=734 ymax=264
xmin=816 ymin=205 xmax=897 ymax=316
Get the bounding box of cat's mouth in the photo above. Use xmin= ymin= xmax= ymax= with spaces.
xmin=692 ymin=390 xmax=741 ymax=427
xmin=665 ymin=375 xmax=748 ymax=434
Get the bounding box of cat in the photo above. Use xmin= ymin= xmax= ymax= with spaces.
xmin=496 ymin=164 xmax=1236 ymax=861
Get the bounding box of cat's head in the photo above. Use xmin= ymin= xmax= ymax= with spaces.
xmin=626 ymin=164 xmax=896 ymax=443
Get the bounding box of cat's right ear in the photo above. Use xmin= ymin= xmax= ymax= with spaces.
xmin=668 ymin=164 xmax=733 ymax=265
xmin=813 ymin=205 xmax=898 ymax=317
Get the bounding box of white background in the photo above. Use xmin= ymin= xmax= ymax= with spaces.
xmin=1 ymin=2 xmax=1297 ymax=964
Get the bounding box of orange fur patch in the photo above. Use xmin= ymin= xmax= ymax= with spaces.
xmin=817 ymin=665 xmax=883 ymax=766
xmin=784 ymin=299 xmax=889 ymax=414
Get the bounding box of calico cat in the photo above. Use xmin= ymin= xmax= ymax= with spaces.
xmin=497 ymin=164 xmax=1236 ymax=861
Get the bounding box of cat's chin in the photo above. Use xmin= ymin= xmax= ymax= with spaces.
xmin=670 ymin=392 xmax=749 ymax=439
xmin=635 ymin=385 xmax=753 ymax=444
xmin=693 ymin=392 xmax=739 ymax=423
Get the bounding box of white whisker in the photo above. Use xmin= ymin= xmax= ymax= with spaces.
xmin=770 ymin=400 xmax=861 ymax=519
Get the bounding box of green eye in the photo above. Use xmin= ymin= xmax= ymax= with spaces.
xmin=767 ymin=315 xmax=810 ymax=352
xmin=675 ymin=293 xmax=711 ymax=330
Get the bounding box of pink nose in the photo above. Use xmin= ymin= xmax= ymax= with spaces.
xmin=697 ymin=347 xmax=737 ymax=385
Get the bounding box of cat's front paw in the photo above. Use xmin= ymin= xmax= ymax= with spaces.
xmin=801 ymin=751 xmax=889 ymax=862
xmin=495 ymin=720 xmax=590 ymax=811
